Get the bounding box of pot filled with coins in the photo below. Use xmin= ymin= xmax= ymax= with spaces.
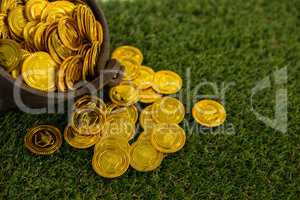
xmin=0 ymin=0 xmax=122 ymax=112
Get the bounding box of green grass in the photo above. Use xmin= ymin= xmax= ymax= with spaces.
xmin=1 ymin=0 xmax=300 ymax=199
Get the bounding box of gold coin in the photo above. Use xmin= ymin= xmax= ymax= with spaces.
xmin=33 ymin=22 xmax=49 ymax=50
xmin=95 ymin=21 xmax=103 ymax=43
xmin=1 ymin=0 xmax=17 ymax=13
xmin=93 ymin=136 xmax=130 ymax=178
xmin=24 ymin=125 xmax=62 ymax=155
xmin=133 ymin=66 xmax=155 ymax=89
xmin=23 ymin=21 xmax=38 ymax=48
xmin=65 ymin=55 xmax=83 ymax=90
xmin=0 ymin=39 xmax=21 ymax=71
xmin=64 ymin=125 xmax=100 ymax=149
xmin=57 ymin=56 xmax=73 ymax=92
xmin=41 ymin=1 xmax=75 ymax=23
xmin=152 ymin=97 xmax=185 ymax=124
xmin=22 ymin=52 xmax=57 ymax=91
xmin=103 ymin=116 xmax=135 ymax=140
xmin=0 ymin=15 xmax=10 ymax=39
xmin=88 ymin=41 xmax=101 ymax=76
xmin=94 ymin=135 xmax=130 ymax=154
xmin=130 ymin=140 xmax=164 ymax=172
xmin=192 ymin=100 xmax=226 ymax=127
xmin=152 ymin=70 xmax=182 ymax=94
xmin=58 ymin=17 xmax=82 ymax=51
xmin=82 ymin=47 xmax=91 ymax=79
xmin=74 ymin=95 xmax=106 ymax=111
xmin=150 ymin=123 xmax=186 ymax=153
xmin=25 ymin=0 xmax=48 ymax=21
xmin=71 ymin=106 xmax=105 ymax=136
xmin=108 ymin=104 xmax=138 ymax=123
xmin=7 ymin=6 xmax=27 ymax=40
xmin=139 ymin=87 xmax=162 ymax=104
xmin=118 ymin=58 xmax=140 ymax=81
xmin=112 ymin=45 xmax=143 ymax=65
xmin=109 ymin=82 xmax=139 ymax=106
xmin=139 ymin=105 xmax=158 ymax=133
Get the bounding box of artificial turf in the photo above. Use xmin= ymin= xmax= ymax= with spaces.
xmin=1 ymin=0 xmax=300 ymax=199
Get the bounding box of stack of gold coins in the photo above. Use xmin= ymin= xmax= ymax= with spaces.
xmin=64 ymin=95 xmax=106 ymax=149
xmin=0 ymin=0 xmax=103 ymax=92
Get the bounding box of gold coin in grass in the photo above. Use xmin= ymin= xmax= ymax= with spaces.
xmin=109 ymin=82 xmax=139 ymax=106
xmin=92 ymin=136 xmax=130 ymax=178
xmin=192 ymin=100 xmax=226 ymax=127
xmin=71 ymin=106 xmax=105 ymax=136
xmin=94 ymin=135 xmax=130 ymax=154
xmin=24 ymin=125 xmax=62 ymax=155
xmin=152 ymin=97 xmax=185 ymax=124
xmin=64 ymin=125 xmax=100 ymax=149
xmin=112 ymin=45 xmax=143 ymax=65
xmin=130 ymin=139 xmax=164 ymax=172
xmin=22 ymin=52 xmax=57 ymax=92
xmin=0 ymin=39 xmax=21 ymax=72
xmin=133 ymin=66 xmax=155 ymax=89
xmin=153 ymin=70 xmax=182 ymax=94
xmin=139 ymin=87 xmax=162 ymax=104
xmin=150 ymin=123 xmax=186 ymax=153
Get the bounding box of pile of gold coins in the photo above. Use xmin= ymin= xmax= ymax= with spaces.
xmin=24 ymin=45 xmax=227 ymax=178
xmin=0 ymin=0 xmax=103 ymax=91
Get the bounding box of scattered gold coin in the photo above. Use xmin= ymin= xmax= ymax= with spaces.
xmin=139 ymin=87 xmax=162 ymax=104
xmin=192 ymin=100 xmax=226 ymax=127
xmin=93 ymin=136 xmax=130 ymax=178
xmin=150 ymin=123 xmax=186 ymax=153
xmin=152 ymin=96 xmax=185 ymax=124
xmin=64 ymin=125 xmax=100 ymax=149
xmin=24 ymin=125 xmax=62 ymax=155
xmin=109 ymin=82 xmax=139 ymax=106
xmin=130 ymin=139 xmax=164 ymax=172
xmin=133 ymin=66 xmax=155 ymax=89
xmin=112 ymin=45 xmax=143 ymax=65
xmin=152 ymin=70 xmax=182 ymax=94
